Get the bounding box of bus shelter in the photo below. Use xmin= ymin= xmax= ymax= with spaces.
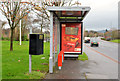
xmin=47 ymin=6 xmax=91 ymax=73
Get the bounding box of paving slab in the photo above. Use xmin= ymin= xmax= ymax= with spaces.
xmin=45 ymin=59 xmax=87 ymax=79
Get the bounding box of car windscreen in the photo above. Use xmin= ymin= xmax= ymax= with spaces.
xmin=90 ymin=38 xmax=99 ymax=42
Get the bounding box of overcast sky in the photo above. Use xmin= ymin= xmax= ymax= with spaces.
xmin=79 ymin=0 xmax=119 ymax=31
xmin=0 ymin=0 xmax=119 ymax=31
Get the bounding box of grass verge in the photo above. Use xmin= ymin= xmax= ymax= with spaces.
xmin=78 ymin=52 xmax=88 ymax=61
xmin=110 ymin=39 xmax=120 ymax=43
xmin=2 ymin=41 xmax=50 ymax=79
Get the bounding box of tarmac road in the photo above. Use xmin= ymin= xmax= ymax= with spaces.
xmin=85 ymin=37 xmax=119 ymax=61
xmin=84 ymin=37 xmax=119 ymax=79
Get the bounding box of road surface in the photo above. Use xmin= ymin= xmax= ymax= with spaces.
xmin=85 ymin=37 xmax=118 ymax=61
xmin=84 ymin=37 xmax=119 ymax=79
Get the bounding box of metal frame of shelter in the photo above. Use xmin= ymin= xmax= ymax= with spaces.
xmin=47 ymin=6 xmax=91 ymax=73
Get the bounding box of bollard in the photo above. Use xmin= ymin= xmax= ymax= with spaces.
xmin=58 ymin=50 xmax=64 ymax=70
xmin=58 ymin=52 xmax=62 ymax=70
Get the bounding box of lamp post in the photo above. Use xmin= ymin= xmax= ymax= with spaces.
xmin=19 ymin=0 xmax=21 ymax=45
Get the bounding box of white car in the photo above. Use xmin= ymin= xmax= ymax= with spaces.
xmin=84 ymin=37 xmax=90 ymax=43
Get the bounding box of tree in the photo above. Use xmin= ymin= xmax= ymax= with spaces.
xmin=0 ymin=0 xmax=82 ymax=51
xmin=30 ymin=0 xmax=81 ymax=33
xmin=0 ymin=1 xmax=31 ymax=51
xmin=1 ymin=20 xmax=7 ymax=28
xmin=84 ymin=30 xmax=89 ymax=37
xmin=14 ymin=16 xmax=29 ymax=41
xmin=21 ymin=15 xmax=29 ymax=41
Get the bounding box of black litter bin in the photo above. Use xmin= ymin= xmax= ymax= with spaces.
xmin=29 ymin=34 xmax=44 ymax=55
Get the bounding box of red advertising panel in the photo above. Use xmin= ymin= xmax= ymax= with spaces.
xmin=61 ymin=23 xmax=82 ymax=53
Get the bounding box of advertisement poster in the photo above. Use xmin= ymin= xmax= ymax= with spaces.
xmin=62 ymin=23 xmax=82 ymax=53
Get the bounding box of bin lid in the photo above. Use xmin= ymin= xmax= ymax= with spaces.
xmin=47 ymin=6 xmax=91 ymax=21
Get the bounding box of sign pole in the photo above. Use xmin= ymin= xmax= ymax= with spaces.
xmin=29 ymin=27 xmax=32 ymax=73
xmin=29 ymin=55 xmax=32 ymax=73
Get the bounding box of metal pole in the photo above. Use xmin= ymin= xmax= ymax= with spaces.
xmin=58 ymin=21 xmax=60 ymax=53
xmin=82 ymin=22 xmax=84 ymax=54
xmin=29 ymin=55 xmax=32 ymax=73
xmin=29 ymin=3 xmax=33 ymax=73
xmin=20 ymin=10 xmax=21 ymax=45
xmin=29 ymin=27 xmax=32 ymax=73
xmin=49 ymin=12 xmax=53 ymax=73
xmin=53 ymin=18 xmax=55 ymax=66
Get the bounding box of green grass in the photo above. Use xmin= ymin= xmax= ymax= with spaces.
xmin=110 ymin=39 xmax=120 ymax=43
xmin=78 ymin=52 xmax=88 ymax=61
xmin=2 ymin=41 xmax=50 ymax=79
xmin=0 ymin=40 xmax=2 ymax=81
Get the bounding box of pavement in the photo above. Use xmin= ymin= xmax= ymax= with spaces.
xmin=45 ymin=38 xmax=119 ymax=80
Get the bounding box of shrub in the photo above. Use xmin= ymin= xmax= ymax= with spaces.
xmin=1 ymin=37 xmax=4 ymax=40
xmin=1 ymin=37 xmax=10 ymax=41
xmin=101 ymin=38 xmax=106 ymax=40
xmin=4 ymin=37 xmax=10 ymax=40
xmin=22 ymin=35 xmax=29 ymax=41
